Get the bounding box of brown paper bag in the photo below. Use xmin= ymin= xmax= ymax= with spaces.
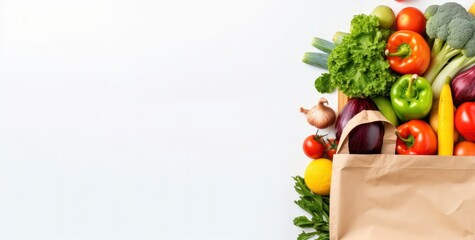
xmin=330 ymin=110 xmax=475 ymax=240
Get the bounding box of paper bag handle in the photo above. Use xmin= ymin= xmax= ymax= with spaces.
xmin=336 ymin=110 xmax=397 ymax=154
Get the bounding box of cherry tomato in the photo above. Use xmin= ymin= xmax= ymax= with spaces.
xmin=455 ymin=102 xmax=475 ymax=141
xmin=325 ymin=138 xmax=339 ymax=160
xmin=396 ymin=7 xmax=426 ymax=34
xmin=303 ymin=134 xmax=325 ymax=159
xmin=454 ymin=141 xmax=475 ymax=156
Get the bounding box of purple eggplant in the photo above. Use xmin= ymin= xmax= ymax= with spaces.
xmin=451 ymin=65 xmax=475 ymax=107
xmin=335 ymin=98 xmax=384 ymax=154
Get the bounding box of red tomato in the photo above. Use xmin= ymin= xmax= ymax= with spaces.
xmin=325 ymin=138 xmax=338 ymax=160
xmin=455 ymin=102 xmax=475 ymax=141
xmin=396 ymin=7 xmax=426 ymax=34
xmin=454 ymin=141 xmax=475 ymax=156
xmin=303 ymin=135 xmax=325 ymax=159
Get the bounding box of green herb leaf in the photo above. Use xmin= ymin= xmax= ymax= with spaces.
xmin=292 ymin=176 xmax=330 ymax=240
xmin=293 ymin=216 xmax=314 ymax=228
xmin=314 ymin=73 xmax=335 ymax=94
xmin=297 ymin=231 xmax=319 ymax=240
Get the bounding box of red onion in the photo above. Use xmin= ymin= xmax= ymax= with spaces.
xmin=451 ymin=65 xmax=475 ymax=107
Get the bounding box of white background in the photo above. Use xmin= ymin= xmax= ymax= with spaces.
xmin=0 ymin=0 xmax=471 ymax=239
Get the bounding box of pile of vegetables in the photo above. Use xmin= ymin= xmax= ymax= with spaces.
xmin=424 ymin=3 xmax=475 ymax=95
xmin=294 ymin=1 xmax=475 ymax=239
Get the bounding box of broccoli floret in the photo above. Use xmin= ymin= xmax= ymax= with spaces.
xmin=464 ymin=34 xmax=475 ymax=57
xmin=462 ymin=16 xmax=475 ymax=58
xmin=424 ymin=5 xmax=439 ymax=20
xmin=447 ymin=18 xmax=473 ymax=49
xmin=426 ymin=3 xmax=468 ymax=40
xmin=422 ymin=2 xmax=475 ymax=99
xmin=433 ymin=2 xmax=468 ymax=18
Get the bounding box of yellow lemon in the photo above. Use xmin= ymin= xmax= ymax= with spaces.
xmin=304 ymin=158 xmax=332 ymax=195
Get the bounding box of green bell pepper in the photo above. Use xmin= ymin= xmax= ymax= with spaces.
xmin=390 ymin=74 xmax=433 ymax=122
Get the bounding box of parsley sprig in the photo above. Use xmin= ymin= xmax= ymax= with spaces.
xmin=292 ymin=176 xmax=330 ymax=240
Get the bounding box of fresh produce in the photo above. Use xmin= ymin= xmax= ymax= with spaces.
xmin=455 ymin=101 xmax=475 ymax=141
xmin=314 ymin=73 xmax=332 ymax=93
xmin=454 ymin=141 xmax=475 ymax=156
xmin=311 ymin=37 xmax=335 ymax=54
xmin=303 ymin=134 xmax=326 ymax=159
xmin=428 ymin=101 xmax=459 ymax=143
xmin=371 ymin=5 xmax=396 ymax=29
xmin=424 ymin=5 xmax=440 ymax=20
xmin=371 ymin=95 xmax=399 ymax=126
xmin=395 ymin=120 xmax=437 ymax=155
xmin=294 ymin=3 xmax=475 ymax=240
xmin=304 ymin=158 xmax=332 ymax=195
xmin=314 ymin=14 xmax=398 ymax=98
xmin=422 ymin=2 xmax=475 ymax=99
xmin=303 ymin=37 xmax=336 ymax=70
xmin=335 ymin=98 xmax=384 ymax=154
xmin=438 ymin=80 xmax=455 ymax=156
xmin=302 ymin=52 xmax=329 ymax=69
xmin=390 ymin=74 xmax=433 ymax=122
xmin=302 ymin=37 xmax=335 ymax=93
xmin=385 ymin=30 xmax=430 ymax=75
xmin=396 ymin=7 xmax=427 ymax=35
xmin=300 ymin=97 xmax=336 ymax=129
xmin=429 ymin=101 xmax=440 ymax=133
xmin=450 ymin=64 xmax=475 ymax=106
xmin=332 ymin=31 xmax=348 ymax=45
xmin=292 ymin=176 xmax=330 ymax=240
xmin=325 ymin=138 xmax=338 ymax=160
xmin=294 ymin=3 xmax=475 ymax=239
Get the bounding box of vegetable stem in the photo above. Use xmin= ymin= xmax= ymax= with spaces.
xmin=302 ymin=52 xmax=329 ymax=69
xmin=395 ymin=131 xmax=415 ymax=148
xmin=386 ymin=43 xmax=412 ymax=58
xmin=332 ymin=31 xmax=349 ymax=45
xmin=405 ymin=74 xmax=418 ymax=99
xmin=431 ymin=54 xmax=475 ymax=99
xmin=445 ymin=76 xmax=452 ymax=84
xmin=312 ymin=37 xmax=335 ymax=54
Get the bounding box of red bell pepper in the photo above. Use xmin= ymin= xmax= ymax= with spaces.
xmin=396 ymin=119 xmax=437 ymax=155
xmin=385 ymin=30 xmax=431 ymax=75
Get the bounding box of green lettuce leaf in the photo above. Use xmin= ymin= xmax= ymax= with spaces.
xmin=326 ymin=14 xmax=398 ymax=98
